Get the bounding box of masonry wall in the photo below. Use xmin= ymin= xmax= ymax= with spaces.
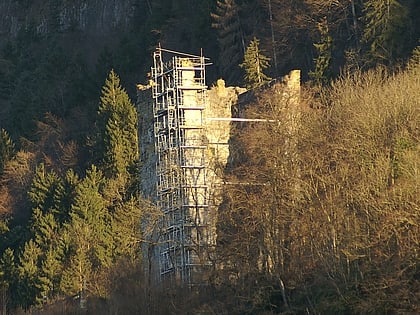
xmin=136 ymin=79 xmax=245 ymax=284
xmin=136 ymin=70 xmax=300 ymax=284
xmin=136 ymin=80 xmax=246 ymax=202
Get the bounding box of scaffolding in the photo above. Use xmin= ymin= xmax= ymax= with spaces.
xmin=151 ymin=47 xmax=212 ymax=285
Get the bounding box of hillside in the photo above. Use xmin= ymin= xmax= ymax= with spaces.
xmin=0 ymin=1 xmax=419 ymax=314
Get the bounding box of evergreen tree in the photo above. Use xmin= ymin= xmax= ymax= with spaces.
xmin=97 ymin=70 xmax=139 ymax=181
xmin=24 ymin=164 xmax=78 ymax=305
xmin=309 ymin=18 xmax=333 ymax=85
xmin=30 ymin=209 xmax=58 ymax=252
xmin=211 ymin=0 xmax=245 ymax=84
xmin=408 ymin=45 xmax=420 ymax=71
xmin=61 ymin=166 xmax=112 ymax=297
xmin=60 ymin=245 xmax=91 ymax=303
xmin=28 ymin=163 xmax=60 ymax=214
xmin=362 ymin=0 xmax=411 ymax=64
xmin=16 ymin=240 xmax=42 ymax=309
xmin=51 ymin=168 xmax=79 ymax=224
xmin=111 ymin=197 xmax=142 ymax=259
xmin=0 ymin=248 xmax=16 ymax=312
xmin=0 ymin=129 xmax=15 ymax=175
xmin=36 ymin=248 xmax=61 ymax=304
xmin=240 ymin=37 xmax=272 ymax=89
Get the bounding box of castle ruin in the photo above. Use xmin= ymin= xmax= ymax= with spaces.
xmin=137 ymin=47 xmax=300 ymax=286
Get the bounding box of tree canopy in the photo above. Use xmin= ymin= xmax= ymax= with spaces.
xmin=0 ymin=0 xmax=419 ymax=313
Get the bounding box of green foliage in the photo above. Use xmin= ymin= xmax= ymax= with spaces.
xmin=30 ymin=209 xmax=59 ymax=250
xmin=16 ymin=239 xmax=42 ymax=309
xmin=362 ymin=0 xmax=411 ymax=64
xmin=2 ymin=34 xmax=97 ymax=139
xmin=240 ymin=37 xmax=271 ymax=89
xmin=28 ymin=163 xmax=60 ymax=212
xmin=0 ymin=248 xmax=16 ymax=311
xmin=309 ymin=18 xmax=333 ymax=85
xmin=60 ymin=165 xmax=112 ymax=297
xmin=111 ymin=196 xmax=142 ymax=259
xmin=0 ymin=1 xmax=418 ymax=313
xmin=0 ymin=129 xmax=15 ymax=174
xmin=97 ymin=70 xmax=139 ymax=180
xmin=408 ymin=45 xmax=420 ymax=72
xmin=51 ymin=168 xmax=79 ymax=224
xmin=60 ymin=244 xmax=91 ymax=297
xmin=36 ymin=248 xmax=61 ymax=304
xmin=211 ymin=0 xmax=245 ymax=84
xmin=71 ymin=166 xmax=111 ymax=266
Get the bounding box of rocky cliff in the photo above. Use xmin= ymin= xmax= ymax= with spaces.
xmin=0 ymin=0 xmax=137 ymax=38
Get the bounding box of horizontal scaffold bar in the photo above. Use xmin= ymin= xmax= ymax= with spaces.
xmin=181 ymin=185 xmax=207 ymax=189
xmin=206 ymin=117 xmax=277 ymax=122
xmin=178 ymin=106 xmax=206 ymax=110
xmin=176 ymin=85 xmax=208 ymax=90
xmin=180 ymin=145 xmax=207 ymax=149
xmin=179 ymin=125 xmax=204 ymax=129
xmin=157 ymin=47 xmax=211 ymax=60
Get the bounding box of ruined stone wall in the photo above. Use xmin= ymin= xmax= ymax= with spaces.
xmin=136 ymin=80 xmax=246 ymax=202
xmin=204 ymin=81 xmax=246 ymax=243
xmin=136 ymin=78 xmax=245 ymax=284
xmin=137 ymin=70 xmax=300 ymax=284
xmin=136 ymin=86 xmax=155 ymax=200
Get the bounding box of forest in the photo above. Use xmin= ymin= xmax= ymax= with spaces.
xmin=0 ymin=0 xmax=419 ymax=314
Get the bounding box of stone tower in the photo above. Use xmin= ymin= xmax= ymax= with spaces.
xmin=137 ymin=47 xmax=300 ymax=286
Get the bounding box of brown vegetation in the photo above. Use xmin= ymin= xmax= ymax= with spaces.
xmin=45 ymin=62 xmax=417 ymax=315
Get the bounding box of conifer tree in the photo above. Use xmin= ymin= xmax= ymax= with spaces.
xmin=30 ymin=209 xmax=59 ymax=252
xmin=51 ymin=168 xmax=79 ymax=224
xmin=24 ymin=164 xmax=64 ymax=306
xmin=362 ymin=0 xmax=410 ymax=64
xmin=0 ymin=129 xmax=15 ymax=175
xmin=240 ymin=37 xmax=272 ymax=89
xmin=97 ymin=70 xmax=139 ymax=181
xmin=0 ymin=248 xmax=16 ymax=312
xmin=61 ymin=166 xmax=112 ymax=297
xmin=35 ymin=248 xmax=61 ymax=304
xmin=28 ymin=163 xmax=60 ymax=215
xmin=16 ymin=240 xmax=42 ymax=309
xmin=211 ymin=0 xmax=245 ymax=84
xmin=60 ymin=237 xmax=91 ymax=305
xmin=112 ymin=197 xmax=142 ymax=258
xmin=309 ymin=18 xmax=333 ymax=85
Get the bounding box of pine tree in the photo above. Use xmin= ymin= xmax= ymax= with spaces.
xmin=30 ymin=209 xmax=58 ymax=252
xmin=72 ymin=165 xmax=112 ymax=267
xmin=112 ymin=196 xmax=142 ymax=259
xmin=28 ymin=163 xmax=60 ymax=214
xmin=61 ymin=166 xmax=112 ymax=297
xmin=0 ymin=129 xmax=15 ymax=175
xmin=51 ymin=168 xmax=79 ymax=224
xmin=362 ymin=0 xmax=410 ymax=64
xmin=21 ymin=163 xmax=65 ymax=306
xmin=309 ymin=18 xmax=333 ymax=85
xmin=60 ymin=243 xmax=91 ymax=300
xmin=0 ymin=248 xmax=16 ymax=312
xmin=97 ymin=70 xmax=139 ymax=181
xmin=211 ymin=0 xmax=245 ymax=84
xmin=16 ymin=240 xmax=42 ymax=309
xmin=35 ymin=248 xmax=61 ymax=304
xmin=240 ymin=37 xmax=272 ymax=89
